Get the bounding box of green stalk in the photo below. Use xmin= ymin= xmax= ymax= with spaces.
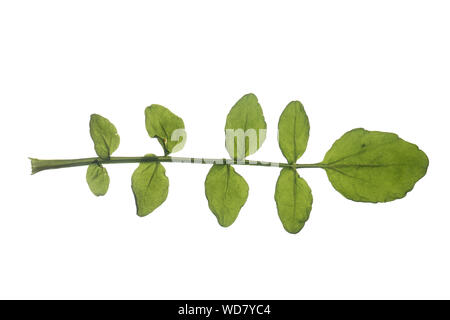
xmin=30 ymin=156 xmax=325 ymax=174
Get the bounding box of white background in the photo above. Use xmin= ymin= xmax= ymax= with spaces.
xmin=0 ymin=1 xmax=449 ymax=299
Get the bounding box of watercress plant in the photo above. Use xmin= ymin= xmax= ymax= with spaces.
xmin=30 ymin=93 xmax=429 ymax=234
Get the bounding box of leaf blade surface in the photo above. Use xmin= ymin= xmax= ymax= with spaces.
xmin=225 ymin=93 xmax=267 ymax=160
xmin=131 ymin=154 xmax=169 ymax=216
xmin=323 ymin=128 xmax=429 ymax=202
xmin=89 ymin=114 xmax=120 ymax=159
xmin=278 ymin=100 xmax=310 ymax=163
xmin=275 ymin=168 xmax=313 ymax=234
xmin=145 ymin=104 xmax=186 ymax=154
xmin=205 ymin=164 xmax=249 ymax=227
xmin=86 ymin=163 xmax=109 ymax=196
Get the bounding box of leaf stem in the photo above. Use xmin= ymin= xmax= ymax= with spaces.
xmin=30 ymin=156 xmax=326 ymax=174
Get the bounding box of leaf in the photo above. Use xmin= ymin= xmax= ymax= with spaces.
xmin=275 ymin=168 xmax=313 ymax=234
xmin=131 ymin=154 xmax=169 ymax=217
xmin=225 ymin=93 xmax=267 ymax=160
xmin=86 ymin=163 xmax=110 ymax=196
xmin=205 ymin=164 xmax=249 ymax=227
xmin=323 ymin=128 xmax=429 ymax=203
xmin=89 ymin=114 xmax=120 ymax=159
xmin=278 ymin=100 xmax=310 ymax=164
xmin=145 ymin=104 xmax=186 ymax=155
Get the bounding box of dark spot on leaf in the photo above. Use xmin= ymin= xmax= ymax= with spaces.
xmin=361 ymin=144 xmax=366 ymax=148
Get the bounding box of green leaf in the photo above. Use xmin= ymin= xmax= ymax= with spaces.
xmin=86 ymin=163 xmax=110 ymax=196
xmin=205 ymin=164 xmax=249 ymax=227
xmin=89 ymin=114 xmax=120 ymax=159
xmin=323 ymin=128 xmax=429 ymax=203
xmin=131 ymin=154 xmax=169 ymax=217
xmin=145 ymin=104 xmax=186 ymax=155
xmin=275 ymin=168 xmax=313 ymax=234
xmin=278 ymin=100 xmax=310 ymax=164
xmin=225 ymin=93 xmax=267 ymax=160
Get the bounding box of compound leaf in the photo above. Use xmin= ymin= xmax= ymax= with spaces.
xmin=275 ymin=168 xmax=313 ymax=234
xmin=145 ymin=104 xmax=186 ymax=155
xmin=86 ymin=163 xmax=110 ymax=196
xmin=225 ymin=93 xmax=267 ymax=160
xmin=131 ymin=154 xmax=169 ymax=217
xmin=89 ymin=114 xmax=120 ymax=159
xmin=323 ymin=128 xmax=429 ymax=202
xmin=278 ymin=100 xmax=310 ymax=164
xmin=205 ymin=164 xmax=249 ymax=227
